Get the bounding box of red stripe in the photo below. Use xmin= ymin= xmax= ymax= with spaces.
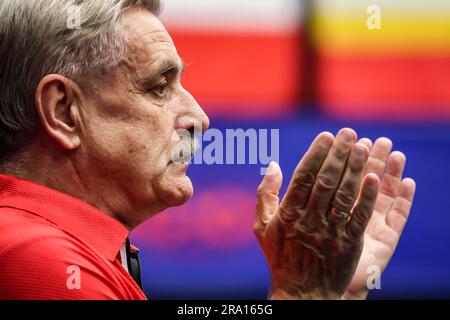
xmin=169 ymin=29 xmax=302 ymax=116
xmin=317 ymin=53 xmax=450 ymax=119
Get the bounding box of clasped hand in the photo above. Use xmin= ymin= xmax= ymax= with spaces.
xmin=254 ymin=128 xmax=415 ymax=300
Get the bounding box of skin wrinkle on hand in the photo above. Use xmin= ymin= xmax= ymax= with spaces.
xmin=255 ymin=128 xmax=385 ymax=299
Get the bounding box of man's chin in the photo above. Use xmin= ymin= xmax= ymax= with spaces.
xmin=157 ymin=175 xmax=194 ymax=208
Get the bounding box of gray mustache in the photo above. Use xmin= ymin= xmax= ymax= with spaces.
xmin=171 ymin=137 xmax=199 ymax=164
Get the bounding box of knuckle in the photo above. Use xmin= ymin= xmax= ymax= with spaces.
xmin=256 ymin=185 xmax=265 ymax=197
xmin=315 ymin=173 xmax=337 ymax=193
xmin=334 ymin=189 xmax=355 ymax=210
xmin=353 ymin=207 xmax=371 ymax=228
xmin=380 ymin=178 xmax=397 ymax=196
xmin=349 ymin=157 xmax=366 ymax=172
xmin=278 ymin=205 xmax=298 ymax=224
xmin=355 ymin=198 xmax=370 ymax=213
xmin=253 ymin=221 xmax=264 ymax=236
xmin=294 ymin=169 xmax=316 ymax=189
xmin=256 ymin=184 xmax=275 ymax=199
xmin=299 ymin=223 xmax=320 ymax=235
xmin=381 ymin=184 xmax=397 ymax=197
xmin=333 ymin=147 xmax=349 ymax=160
xmin=367 ymin=157 xmax=385 ymax=173
xmin=298 ymin=214 xmax=325 ymax=235
xmin=352 ymin=211 xmax=365 ymax=227
xmin=363 ymin=187 xmax=378 ymax=203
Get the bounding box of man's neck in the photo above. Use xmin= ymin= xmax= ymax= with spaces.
xmin=0 ymin=146 xmax=135 ymax=230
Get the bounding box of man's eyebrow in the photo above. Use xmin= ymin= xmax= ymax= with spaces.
xmin=157 ymin=59 xmax=185 ymax=76
xmin=136 ymin=59 xmax=185 ymax=86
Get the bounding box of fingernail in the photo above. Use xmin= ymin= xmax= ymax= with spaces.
xmin=265 ymin=161 xmax=280 ymax=176
xmin=341 ymin=129 xmax=355 ymax=143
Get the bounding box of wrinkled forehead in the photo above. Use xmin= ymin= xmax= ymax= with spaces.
xmin=121 ymin=8 xmax=181 ymax=76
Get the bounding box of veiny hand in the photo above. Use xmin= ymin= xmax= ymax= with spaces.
xmin=254 ymin=128 xmax=379 ymax=299
xmin=343 ymin=138 xmax=416 ymax=299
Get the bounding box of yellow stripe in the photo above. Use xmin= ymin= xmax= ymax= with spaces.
xmin=312 ymin=14 xmax=450 ymax=55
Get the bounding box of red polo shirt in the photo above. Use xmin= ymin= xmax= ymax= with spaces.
xmin=0 ymin=174 xmax=147 ymax=300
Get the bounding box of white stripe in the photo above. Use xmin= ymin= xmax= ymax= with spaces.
xmin=314 ymin=0 xmax=450 ymax=15
xmin=120 ymin=244 xmax=129 ymax=273
xmin=159 ymin=0 xmax=303 ymax=32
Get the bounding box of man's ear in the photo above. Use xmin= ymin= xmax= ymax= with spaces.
xmin=35 ymin=75 xmax=82 ymax=150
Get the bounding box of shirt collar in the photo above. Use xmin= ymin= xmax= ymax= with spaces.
xmin=0 ymin=174 xmax=129 ymax=261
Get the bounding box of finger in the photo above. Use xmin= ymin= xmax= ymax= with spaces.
xmin=363 ymin=137 xmax=393 ymax=178
xmin=331 ymin=143 xmax=370 ymax=220
xmin=305 ymin=128 xmax=357 ymax=217
xmin=281 ymin=132 xmax=334 ymax=212
xmin=357 ymin=138 xmax=373 ymax=151
xmin=375 ymin=151 xmax=406 ymax=214
xmin=379 ymin=151 xmax=406 ymax=197
xmin=386 ymin=178 xmax=416 ymax=235
xmin=254 ymin=161 xmax=283 ymax=237
xmin=346 ymin=173 xmax=380 ymax=239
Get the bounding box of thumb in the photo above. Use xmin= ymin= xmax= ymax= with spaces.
xmin=254 ymin=161 xmax=283 ymax=236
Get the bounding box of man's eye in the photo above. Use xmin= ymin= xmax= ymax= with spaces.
xmin=151 ymin=83 xmax=169 ymax=98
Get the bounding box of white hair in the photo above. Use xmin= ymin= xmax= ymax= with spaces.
xmin=0 ymin=0 xmax=161 ymax=159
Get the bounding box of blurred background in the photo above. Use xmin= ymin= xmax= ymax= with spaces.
xmin=131 ymin=0 xmax=450 ymax=299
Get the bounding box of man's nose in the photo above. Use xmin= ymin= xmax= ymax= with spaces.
xmin=197 ymin=104 xmax=210 ymax=133
xmin=180 ymin=87 xmax=210 ymax=133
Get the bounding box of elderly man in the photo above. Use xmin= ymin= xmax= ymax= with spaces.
xmin=0 ymin=0 xmax=415 ymax=300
